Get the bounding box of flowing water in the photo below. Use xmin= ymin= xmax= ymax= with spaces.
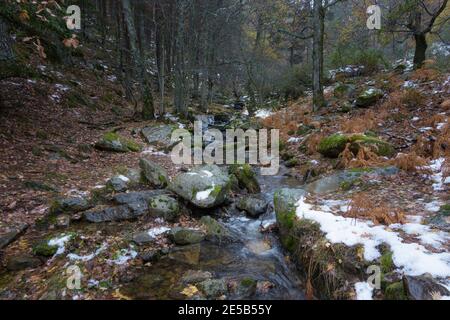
xmin=121 ymin=165 xmax=306 ymax=300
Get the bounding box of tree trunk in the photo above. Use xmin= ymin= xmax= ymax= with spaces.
xmin=0 ymin=17 xmax=14 ymax=63
xmin=312 ymin=0 xmax=325 ymax=111
xmin=413 ymin=33 xmax=427 ymax=68
xmin=121 ymin=0 xmax=154 ymax=120
xmin=174 ymin=0 xmax=188 ymax=118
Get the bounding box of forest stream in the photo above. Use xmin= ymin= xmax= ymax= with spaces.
xmin=120 ymin=163 xmax=306 ymax=300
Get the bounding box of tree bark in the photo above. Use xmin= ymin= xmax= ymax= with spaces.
xmin=312 ymin=0 xmax=325 ymax=111
xmin=413 ymin=33 xmax=427 ymax=68
xmin=0 ymin=17 xmax=14 ymax=63
xmin=121 ymin=0 xmax=154 ymax=120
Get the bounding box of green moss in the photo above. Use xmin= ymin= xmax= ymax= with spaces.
xmin=125 ymin=139 xmax=142 ymax=152
xmin=102 ymin=132 xmax=141 ymax=153
xmin=104 ymin=132 xmax=120 ymax=142
xmin=380 ymin=251 xmax=394 ymax=273
xmin=65 ymin=91 xmax=94 ymax=109
xmin=385 ymin=282 xmax=407 ymax=300
xmin=318 ymin=134 xmax=349 ymax=158
xmin=229 ymin=164 xmax=260 ymax=193
xmin=318 ymin=134 xmax=395 ymax=158
xmin=281 ymin=152 xmax=294 ymax=161
xmin=33 ymin=241 xmax=58 ymax=257
xmin=241 ymin=278 xmax=257 ymax=287
xmin=296 ymin=125 xmax=314 ymax=136
xmin=285 ymin=158 xmax=299 ymax=168
xmin=0 ymin=60 xmax=38 ymax=80
xmin=439 ymin=204 xmax=450 ymax=216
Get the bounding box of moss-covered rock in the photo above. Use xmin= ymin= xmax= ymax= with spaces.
xmin=148 ymin=195 xmax=180 ymax=222
xmin=169 ymin=227 xmax=206 ymax=246
xmin=139 ymin=158 xmax=169 ymax=188
xmin=355 ymin=88 xmax=384 ymax=107
xmin=318 ymin=134 xmax=349 ymax=158
xmin=318 ymin=134 xmax=395 ymax=158
xmin=200 ymin=216 xmax=237 ymax=243
xmin=170 ymin=165 xmax=231 ymax=208
xmin=32 ymin=241 xmax=58 ymax=257
xmin=95 ymin=132 xmax=141 ymax=153
xmin=236 ymin=196 xmax=269 ymax=218
xmin=384 ymin=281 xmax=407 ymax=300
xmin=228 ymin=164 xmax=260 ymax=194
xmin=334 ymin=83 xmax=356 ymax=98
xmin=49 ymin=196 xmax=91 ymax=215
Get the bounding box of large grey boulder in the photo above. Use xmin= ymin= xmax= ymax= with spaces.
xmin=0 ymin=224 xmax=28 ymax=250
xmin=170 ymin=165 xmax=231 ymax=208
xmin=236 ymin=196 xmax=268 ymax=218
xmin=141 ymin=125 xmax=176 ymax=150
xmin=113 ymin=190 xmax=165 ymax=215
xmin=49 ymin=197 xmax=91 ymax=215
xmin=83 ymin=205 xmax=137 ymax=223
xmin=140 ymin=158 xmax=169 ymax=188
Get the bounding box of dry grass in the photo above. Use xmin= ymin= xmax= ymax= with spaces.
xmin=345 ymin=193 xmax=406 ymax=225
xmin=442 ymin=99 xmax=450 ymax=111
xmin=305 ymin=132 xmax=326 ymax=155
xmin=401 ymin=89 xmax=425 ymax=109
xmin=433 ymin=122 xmax=450 ymax=158
xmin=262 ymin=101 xmax=312 ymax=140
xmin=340 ymin=110 xmax=378 ymax=134
xmin=389 ymin=152 xmax=428 ymax=172
xmin=410 ymin=67 xmax=440 ymax=82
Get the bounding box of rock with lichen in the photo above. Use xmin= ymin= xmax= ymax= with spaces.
xmin=170 ymin=165 xmax=231 ymax=208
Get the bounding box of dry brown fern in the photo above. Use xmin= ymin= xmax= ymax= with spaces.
xmin=389 ymin=152 xmax=428 ymax=172
xmin=345 ymin=193 xmax=406 ymax=225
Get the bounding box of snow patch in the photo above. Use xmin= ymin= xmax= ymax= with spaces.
xmin=355 ymin=282 xmax=374 ymax=300
xmin=48 ymin=234 xmax=73 ymax=256
xmin=295 ymin=197 xmax=450 ymax=278
xmin=67 ymin=243 xmax=108 ymax=262
xmin=196 ymin=185 xmax=215 ymax=201
xmin=147 ymin=226 xmax=171 ymax=238
xmin=108 ymin=247 xmax=138 ymax=265
xmin=254 ymin=109 xmax=274 ymax=119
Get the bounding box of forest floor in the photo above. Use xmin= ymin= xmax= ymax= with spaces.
xmin=0 ymin=49 xmax=449 ymax=299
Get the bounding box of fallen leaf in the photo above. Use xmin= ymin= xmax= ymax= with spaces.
xmin=19 ymin=10 xmax=30 ymax=22
xmin=181 ymin=285 xmax=199 ymax=297
xmin=112 ymin=289 xmax=132 ymax=300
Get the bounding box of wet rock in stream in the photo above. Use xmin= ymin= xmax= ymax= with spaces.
xmin=169 ymin=228 xmax=206 ymax=246
xmin=236 ymin=196 xmax=269 ymax=218
xmin=170 ymin=165 xmax=231 ymax=208
xmin=200 ymin=216 xmax=239 ymax=244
